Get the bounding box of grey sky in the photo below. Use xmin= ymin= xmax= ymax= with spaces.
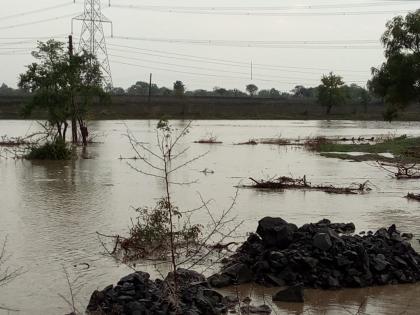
xmin=0 ymin=0 xmax=419 ymax=92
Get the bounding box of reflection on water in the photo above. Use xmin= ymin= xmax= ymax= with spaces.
xmin=220 ymin=283 xmax=420 ymax=314
xmin=1 ymin=120 xmax=420 ymax=314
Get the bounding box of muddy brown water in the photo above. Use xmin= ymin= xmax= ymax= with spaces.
xmin=1 ymin=120 xmax=420 ymax=314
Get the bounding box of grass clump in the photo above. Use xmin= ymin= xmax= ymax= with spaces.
xmin=320 ymin=153 xmax=396 ymax=163
xmin=315 ymin=135 xmax=420 ymax=162
xmin=26 ymin=140 xmax=72 ymax=160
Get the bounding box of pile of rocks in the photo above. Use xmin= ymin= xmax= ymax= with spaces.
xmin=87 ymin=269 xmax=233 ymax=314
xmin=209 ymin=217 xmax=420 ymax=289
xmin=86 ymin=268 xmax=270 ymax=314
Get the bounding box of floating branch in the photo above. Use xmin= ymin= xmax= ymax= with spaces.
xmin=234 ymin=139 xmax=258 ymax=145
xmin=242 ymin=175 xmax=371 ymax=195
xmin=0 ymin=135 xmax=34 ymax=147
xmin=194 ymin=136 xmax=222 ymax=144
xmin=406 ymin=193 xmax=420 ymax=201
xmin=377 ymin=161 xmax=420 ymax=179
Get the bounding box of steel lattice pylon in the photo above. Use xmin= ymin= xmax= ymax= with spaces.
xmin=72 ymin=0 xmax=113 ymax=87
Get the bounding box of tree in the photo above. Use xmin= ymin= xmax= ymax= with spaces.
xmin=317 ymin=72 xmax=345 ymax=114
xmin=213 ymin=87 xmax=228 ymax=96
xmin=292 ymin=85 xmax=317 ymax=98
xmin=246 ymin=84 xmax=258 ymax=97
xmin=109 ymin=87 xmax=126 ymax=96
xmin=18 ymin=40 xmax=104 ymax=145
xmin=258 ymin=88 xmax=281 ymax=98
xmin=159 ymin=87 xmax=172 ymax=96
xmin=173 ymin=81 xmax=185 ymax=97
xmin=368 ymin=9 xmax=420 ymax=120
xmin=127 ymin=81 xmax=150 ymax=95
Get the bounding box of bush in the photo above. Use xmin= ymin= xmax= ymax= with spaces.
xmin=26 ymin=140 xmax=72 ymax=160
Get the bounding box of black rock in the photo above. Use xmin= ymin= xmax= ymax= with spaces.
xmin=372 ymin=254 xmax=389 ymax=272
xmin=208 ymin=273 xmax=232 ymax=288
xmin=257 ymin=217 xmax=297 ymax=248
xmin=223 ymin=263 xmax=254 ymax=284
xmin=240 ymin=304 xmax=272 ymax=314
xmin=272 ymin=284 xmax=304 ymax=303
xmin=313 ymin=233 xmax=332 ymax=251
xmin=266 ymin=273 xmax=286 ymax=286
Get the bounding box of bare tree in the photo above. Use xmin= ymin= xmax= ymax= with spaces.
xmin=98 ymin=119 xmax=243 ymax=310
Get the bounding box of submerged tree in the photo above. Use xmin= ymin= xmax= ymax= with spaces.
xmin=368 ymin=9 xmax=420 ymax=121
xmin=317 ymin=72 xmax=345 ymax=114
xmin=18 ymin=39 xmax=105 ymax=147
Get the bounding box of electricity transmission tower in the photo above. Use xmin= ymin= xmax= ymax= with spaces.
xmin=72 ymin=0 xmax=113 ymax=87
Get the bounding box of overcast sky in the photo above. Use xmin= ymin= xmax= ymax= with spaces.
xmin=0 ymin=0 xmax=419 ymax=92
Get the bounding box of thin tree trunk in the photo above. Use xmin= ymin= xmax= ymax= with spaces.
xmin=78 ymin=118 xmax=88 ymax=146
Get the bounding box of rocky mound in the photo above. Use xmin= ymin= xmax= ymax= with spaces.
xmin=86 ymin=268 xmax=269 ymax=315
xmin=209 ymin=217 xmax=420 ymax=289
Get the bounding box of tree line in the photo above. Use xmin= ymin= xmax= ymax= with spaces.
xmin=0 ymin=8 xmax=418 ymax=121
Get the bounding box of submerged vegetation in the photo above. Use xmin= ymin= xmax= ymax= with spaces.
xmin=25 ymin=140 xmax=72 ymax=161
xmin=110 ymin=198 xmax=203 ymax=261
xmin=313 ymin=135 xmax=420 ymax=163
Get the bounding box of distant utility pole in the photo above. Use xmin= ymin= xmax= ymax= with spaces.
xmin=251 ymin=60 xmax=253 ymax=80
xmin=148 ymin=73 xmax=153 ymax=103
xmin=68 ymin=35 xmax=78 ymax=144
xmin=72 ymin=0 xmax=113 ymax=87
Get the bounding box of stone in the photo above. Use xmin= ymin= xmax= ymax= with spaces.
xmin=272 ymin=284 xmax=304 ymax=303
xmin=266 ymin=274 xmax=286 ymax=286
xmin=402 ymin=233 xmax=414 ymax=240
xmin=208 ymin=273 xmax=232 ymax=288
xmin=222 ymin=263 xmax=253 ymax=284
xmin=201 ymin=289 xmax=224 ymax=305
xmin=327 ymin=276 xmax=340 ymax=288
xmin=257 ymin=217 xmax=297 ymax=248
xmin=372 ymin=254 xmax=389 ymax=272
xmin=240 ymin=305 xmax=272 ymax=314
xmin=313 ymin=233 xmax=332 ymax=251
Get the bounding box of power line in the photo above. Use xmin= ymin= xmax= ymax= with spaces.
xmin=108 ymin=52 xmax=329 ymax=82
xmin=0 ymin=2 xmax=74 ymax=22
xmin=107 ymin=46 xmax=368 ymax=79
xmin=110 ymin=58 xmax=366 ymax=86
xmin=0 ymin=14 xmax=77 ymax=31
xmin=106 ymin=42 xmax=370 ymax=73
xmin=111 ymin=36 xmax=380 ymax=49
xmin=112 ymin=7 xmax=411 ymax=17
xmin=111 ymin=1 xmax=418 ymax=11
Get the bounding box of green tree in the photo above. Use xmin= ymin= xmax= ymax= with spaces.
xmin=18 ymin=40 xmax=104 ymax=145
xmin=317 ymin=72 xmax=345 ymax=114
xmin=292 ymin=85 xmax=317 ymax=98
xmin=173 ymin=81 xmax=185 ymax=97
xmin=246 ymin=84 xmax=258 ymax=97
xmin=127 ymin=81 xmax=150 ymax=95
xmin=109 ymin=87 xmax=126 ymax=96
xmin=213 ymin=87 xmax=228 ymax=96
xmin=368 ymin=9 xmax=420 ymax=121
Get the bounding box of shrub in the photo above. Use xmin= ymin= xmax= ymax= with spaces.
xmin=26 ymin=140 xmax=72 ymax=160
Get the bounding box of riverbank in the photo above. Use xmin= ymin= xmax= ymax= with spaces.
xmin=1 ymin=95 xmax=420 ymax=121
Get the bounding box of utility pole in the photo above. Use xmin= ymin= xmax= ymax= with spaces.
xmin=72 ymin=0 xmax=113 ymax=87
xmin=148 ymin=73 xmax=153 ymax=103
xmin=68 ymin=35 xmax=78 ymax=144
xmin=251 ymin=60 xmax=253 ymax=80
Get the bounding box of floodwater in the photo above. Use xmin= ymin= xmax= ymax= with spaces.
xmin=1 ymin=119 xmax=420 ymax=315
